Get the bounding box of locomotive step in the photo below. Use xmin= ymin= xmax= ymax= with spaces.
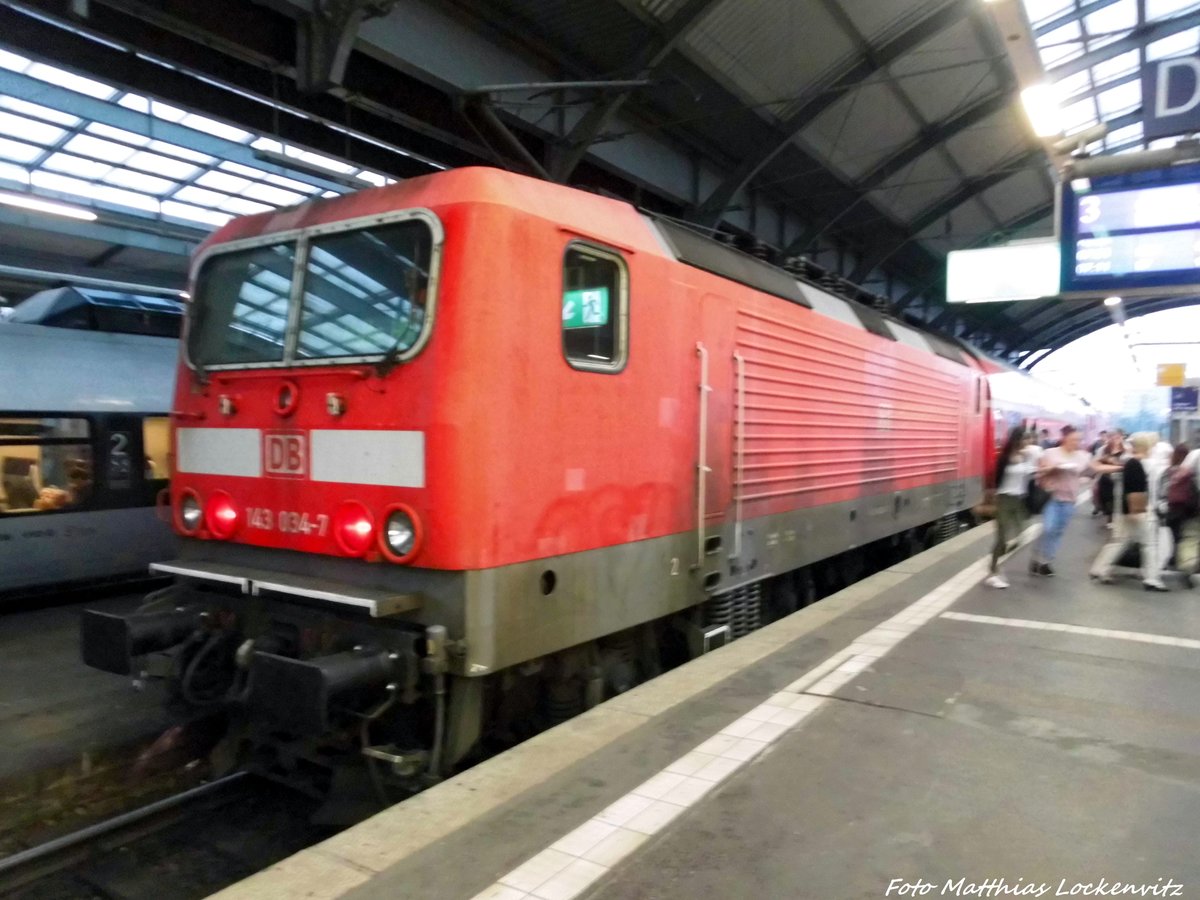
xmin=148 ymin=560 xmax=422 ymax=618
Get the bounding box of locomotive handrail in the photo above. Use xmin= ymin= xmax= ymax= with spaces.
xmin=696 ymin=342 xmax=711 ymax=570
xmin=733 ymin=351 xmax=746 ymax=560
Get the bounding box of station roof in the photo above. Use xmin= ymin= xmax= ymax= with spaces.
xmin=0 ymin=0 xmax=1196 ymax=360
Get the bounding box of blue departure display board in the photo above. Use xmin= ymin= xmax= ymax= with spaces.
xmin=1060 ymin=162 xmax=1200 ymax=297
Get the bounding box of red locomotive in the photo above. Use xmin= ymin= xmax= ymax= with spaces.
xmin=82 ymin=167 xmax=1091 ymax=790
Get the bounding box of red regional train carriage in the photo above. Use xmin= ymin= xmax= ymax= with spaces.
xmin=82 ymin=167 xmax=1090 ymax=791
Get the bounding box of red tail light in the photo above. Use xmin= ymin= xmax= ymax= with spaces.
xmin=334 ymin=501 xmax=375 ymax=556
xmin=205 ymin=490 xmax=241 ymax=539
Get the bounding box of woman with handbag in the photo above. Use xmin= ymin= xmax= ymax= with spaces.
xmin=985 ymin=427 xmax=1036 ymax=589
xmin=1089 ymin=432 xmax=1168 ymax=591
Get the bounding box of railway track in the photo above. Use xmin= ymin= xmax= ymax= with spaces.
xmin=0 ymin=772 xmax=330 ymax=900
xmin=0 ymin=773 xmax=249 ymax=896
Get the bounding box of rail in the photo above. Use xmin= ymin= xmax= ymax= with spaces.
xmin=0 ymin=771 xmax=250 ymax=894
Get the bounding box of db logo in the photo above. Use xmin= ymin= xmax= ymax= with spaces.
xmin=263 ymin=431 xmax=307 ymax=478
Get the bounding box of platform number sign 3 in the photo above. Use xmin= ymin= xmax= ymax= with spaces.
xmin=562 ymin=286 xmax=610 ymax=329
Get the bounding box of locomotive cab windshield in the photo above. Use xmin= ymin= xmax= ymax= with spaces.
xmin=188 ymin=210 xmax=441 ymax=371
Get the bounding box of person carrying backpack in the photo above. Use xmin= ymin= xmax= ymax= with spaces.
xmin=1160 ymin=444 xmax=1191 ymax=557
xmin=1170 ymin=446 xmax=1200 ymax=586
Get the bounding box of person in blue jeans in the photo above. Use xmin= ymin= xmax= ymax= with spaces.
xmin=1032 ymin=426 xmax=1121 ymax=576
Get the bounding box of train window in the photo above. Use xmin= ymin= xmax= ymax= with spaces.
xmin=143 ymin=417 xmax=171 ymax=485
xmin=562 ymin=244 xmax=627 ymax=372
xmin=0 ymin=417 xmax=92 ymax=514
xmin=297 ymin=220 xmax=433 ymax=361
xmin=189 ymin=241 xmax=296 ymax=367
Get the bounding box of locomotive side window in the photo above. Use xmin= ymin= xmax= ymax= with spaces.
xmin=297 ymin=220 xmax=433 ymax=360
xmin=189 ymin=242 xmax=296 ymax=367
xmin=562 ymin=244 xmax=627 ymax=371
xmin=0 ymin=417 xmax=92 ymax=514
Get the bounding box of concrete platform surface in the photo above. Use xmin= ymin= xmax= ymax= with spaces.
xmin=211 ymin=510 xmax=1200 ymax=900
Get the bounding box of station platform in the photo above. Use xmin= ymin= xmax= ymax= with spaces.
xmin=213 ymin=510 xmax=1200 ymax=900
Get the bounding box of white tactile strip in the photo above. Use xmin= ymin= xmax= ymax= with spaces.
xmin=940 ymin=611 xmax=1200 ymax=649
xmin=466 ymin=532 xmax=1041 ymax=900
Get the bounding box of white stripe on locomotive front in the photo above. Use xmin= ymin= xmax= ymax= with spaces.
xmin=310 ymin=429 xmax=425 ymax=488
xmin=177 ymin=428 xmax=262 ymax=478
xmin=176 ymin=427 xmax=426 ymax=488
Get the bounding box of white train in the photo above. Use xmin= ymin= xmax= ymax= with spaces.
xmin=0 ymin=321 xmax=179 ymax=596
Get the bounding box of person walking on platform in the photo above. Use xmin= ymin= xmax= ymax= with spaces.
xmin=1094 ymin=430 xmax=1127 ymax=528
xmin=1172 ymin=447 xmax=1200 ymax=587
xmin=1161 ymin=443 xmax=1191 ymax=559
xmin=1089 ymin=432 xmax=1168 ymax=592
xmin=1031 ymin=425 xmax=1119 ymax=576
xmin=985 ymin=427 xmax=1036 ymax=589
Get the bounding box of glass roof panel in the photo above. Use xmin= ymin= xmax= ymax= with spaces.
xmin=0 ymin=137 xmax=45 ymax=164
xmin=146 ymin=140 xmax=214 ymax=165
xmin=30 ymin=169 xmax=157 ymax=211
xmin=173 ymin=185 xmax=237 ymax=208
xmin=1052 ymin=69 xmax=1092 ymax=100
xmin=116 ymin=94 xmax=149 ymax=115
xmin=1106 ymin=122 xmax=1144 ymax=145
xmin=1097 ymin=80 xmax=1141 ymax=116
xmin=88 ymin=183 xmax=161 ymax=212
xmin=1062 ymin=96 xmax=1100 ymax=132
xmin=260 ymin=172 xmax=322 ymax=194
xmin=195 ymin=170 xmax=253 ymax=194
xmin=0 ymin=160 xmax=30 ymax=184
xmin=0 ymin=111 xmax=67 ymax=146
xmin=150 ymin=100 xmax=188 ymax=123
xmin=63 ymin=133 xmax=135 ymax=164
xmin=1026 ymin=0 xmax=1076 ymax=27
xmin=0 ymin=96 xmax=80 ymax=127
xmin=1146 ymin=28 xmax=1200 ymax=59
xmin=42 ymin=152 xmax=112 ymax=180
xmin=1146 ymin=0 xmax=1200 ymax=20
xmin=85 ymin=122 xmax=150 ymax=147
xmin=1084 ymin=0 xmax=1139 ymax=49
xmin=0 ymin=50 xmax=391 ymax=236
xmin=179 ymin=113 xmax=253 ymax=144
xmin=219 ymin=196 xmax=274 ymax=216
xmin=1036 ymin=21 xmax=1086 ymax=66
xmin=26 ymin=63 xmax=116 ymax=100
xmin=284 ymin=147 xmax=356 ymax=175
xmin=102 ymin=167 xmax=175 ymax=195
xmin=1090 ymin=49 xmax=1141 ymax=82
xmin=124 ymin=150 xmax=200 ymax=181
xmin=160 ymin=200 xmax=232 ymax=227
xmin=259 ymin=171 xmax=322 ymax=193
xmin=0 ymin=48 xmax=30 ymax=72
xmin=241 ymin=182 xmax=307 ymax=206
